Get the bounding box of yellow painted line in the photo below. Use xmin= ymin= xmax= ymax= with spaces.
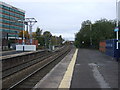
xmin=59 ymin=49 xmax=78 ymax=88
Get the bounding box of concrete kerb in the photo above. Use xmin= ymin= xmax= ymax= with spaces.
xmin=59 ymin=49 xmax=78 ymax=88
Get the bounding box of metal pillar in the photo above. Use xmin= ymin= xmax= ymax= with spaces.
xmin=25 ymin=18 xmax=37 ymax=45
xmin=22 ymin=21 xmax=25 ymax=45
xmin=85 ymin=23 xmax=92 ymax=46
xmin=90 ymin=24 xmax=92 ymax=46
xmin=17 ymin=19 xmax=25 ymax=45
xmin=116 ymin=0 xmax=119 ymax=49
xmin=25 ymin=22 xmax=29 ymax=44
xmin=29 ymin=24 xmax=32 ymax=45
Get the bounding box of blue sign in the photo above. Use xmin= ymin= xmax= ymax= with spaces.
xmin=114 ymin=27 xmax=119 ymax=32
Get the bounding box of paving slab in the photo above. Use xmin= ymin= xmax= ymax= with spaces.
xmin=33 ymin=48 xmax=76 ymax=89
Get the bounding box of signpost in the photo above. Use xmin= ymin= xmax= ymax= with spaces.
xmin=116 ymin=0 xmax=120 ymax=61
xmin=114 ymin=27 xmax=119 ymax=32
xmin=116 ymin=0 xmax=120 ymax=50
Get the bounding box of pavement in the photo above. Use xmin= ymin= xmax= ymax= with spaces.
xmin=71 ymin=49 xmax=118 ymax=89
xmin=0 ymin=50 xmax=44 ymax=60
xmin=33 ymin=48 xmax=118 ymax=89
xmin=1 ymin=49 xmax=45 ymax=56
xmin=1 ymin=50 xmax=23 ymax=56
xmin=33 ymin=48 xmax=76 ymax=88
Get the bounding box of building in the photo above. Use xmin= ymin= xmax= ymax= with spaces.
xmin=0 ymin=1 xmax=25 ymax=50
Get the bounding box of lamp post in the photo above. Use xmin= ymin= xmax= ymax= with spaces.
xmin=18 ymin=19 xmax=25 ymax=45
xmin=85 ymin=23 xmax=92 ymax=46
xmin=22 ymin=21 xmax=25 ymax=45
xmin=17 ymin=19 xmax=25 ymax=51
xmin=90 ymin=24 xmax=92 ymax=46
xmin=116 ymin=0 xmax=119 ymax=50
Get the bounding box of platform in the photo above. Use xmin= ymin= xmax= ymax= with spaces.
xmin=33 ymin=48 xmax=118 ymax=89
xmin=71 ymin=49 xmax=118 ymax=88
xmin=33 ymin=48 xmax=76 ymax=88
xmin=0 ymin=50 xmax=44 ymax=60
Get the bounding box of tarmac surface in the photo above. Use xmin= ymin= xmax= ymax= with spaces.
xmin=71 ymin=49 xmax=118 ymax=88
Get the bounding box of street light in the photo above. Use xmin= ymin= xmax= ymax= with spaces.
xmin=85 ymin=23 xmax=92 ymax=46
xmin=18 ymin=19 xmax=25 ymax=45
xmin=17 ymin=19 xmax=26 ymax=51
xmin=116 ymin=0 xmax=119 ymax=49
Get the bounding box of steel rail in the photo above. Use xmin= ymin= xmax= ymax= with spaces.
xmin=7 ymin=46 xmax=71 ymax=90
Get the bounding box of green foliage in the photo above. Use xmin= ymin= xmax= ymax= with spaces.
xmin=75 ymin=19 xmax=118 ymax=49
xmin=36 ymin=27 xmax=42 ymax=36
xmin=34 ymin=28 xmax=64 ymax=49
xmin=51 ymin=35 xmax=64 ymax=46
xmin=43 ymin=31 xmax=52 ymax=48
xmin=19 ymin=31 xmax=30 ymax=39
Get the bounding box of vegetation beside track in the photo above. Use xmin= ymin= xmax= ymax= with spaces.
xmin=74 ymin=19 xmax=120 ymax=49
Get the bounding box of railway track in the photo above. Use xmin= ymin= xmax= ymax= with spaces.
xmin=2 ymin=46 xmax=65 ymax=78
xmin=2 ymin=51 xmax=51 ymax=78
xmin=3 ymin=45 xmax=71 ymax=89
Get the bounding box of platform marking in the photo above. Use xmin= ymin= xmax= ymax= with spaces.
xmin=88 ymin=63 xmax=111 ymax=88
xmin=59 ymin=49 xmax=78 ymax=88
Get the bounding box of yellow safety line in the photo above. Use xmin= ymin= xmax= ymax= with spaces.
xmin=59 ymin=49 xmax=78 ymax=88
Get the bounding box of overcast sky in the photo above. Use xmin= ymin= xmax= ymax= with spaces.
xmin=1 ymin=0 xmax=117 ymax=41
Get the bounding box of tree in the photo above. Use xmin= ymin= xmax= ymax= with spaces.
xmin=37 ymin=35 xmax=45 ymax=46
xmin=51 ymin=35 xmax=64 ymax=46
xmin=34 ymin=28 xmax=64 ymax=48
xmin=75 ymin=19 xmax=117 ymax=49
xmin=43 ymin=31 xmax=52 ymax=48
xmin=32 ymin=32 xmax=36 ymax=39
xmin=19 ymin=31 xmax=30 ymax=39
xmin=51 ymin=36 xmax=57 ymax=46
xmin=36 ymin=27 xmax=42 ymax=37
xmin=58 ymin=35 xmax=63 ymax=46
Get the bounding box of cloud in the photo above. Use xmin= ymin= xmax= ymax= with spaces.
xmin=1 ymin=0 xmax=116 ymax=41
xmin=2 ymin=0 xmax=115 ymax=3
xmin=52 ymin=32 xmax=75 ymax=41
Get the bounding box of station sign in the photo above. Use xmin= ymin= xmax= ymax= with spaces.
xmin=114 ymin=27 xmax=119 ymax=32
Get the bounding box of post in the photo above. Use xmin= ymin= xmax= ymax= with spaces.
xmin=23 ymin=21 xmax=25 ymax=51
xmin=90 ymin=24 xmax=92 ymax=46
xmin=116 ymin=0 xmax=119 ymax=61
xmin=22 ymin=21 xmax=25 ymax=45
xmin=44 ymin=36 xmax=47 ymax=49
xmin=49 ymin=38 xmax=51 ymax=51
xmin=116 ymin=0 xmax=119 ymax=49
xmin=25 ymin=18 xmax=37 ymax=45
xmin=29 ymin=24 xmax=32 ymax=45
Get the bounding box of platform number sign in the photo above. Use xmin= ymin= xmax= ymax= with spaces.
xmin=114 ymin=27 xmax=119 ymax=32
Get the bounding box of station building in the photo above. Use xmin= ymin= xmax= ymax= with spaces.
xmin=0 ymin=1 xmax=25 ymax=50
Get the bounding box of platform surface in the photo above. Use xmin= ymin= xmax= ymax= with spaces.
xmin=33 ymin=48 xmax=118 ymax=89
xmin=33 ymin=48 xmax=76 ymax=88
xmin=0 ymin=50 xmax=44 ymax=60
xmin=71 ymin=49 xmax=118 ymax=88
